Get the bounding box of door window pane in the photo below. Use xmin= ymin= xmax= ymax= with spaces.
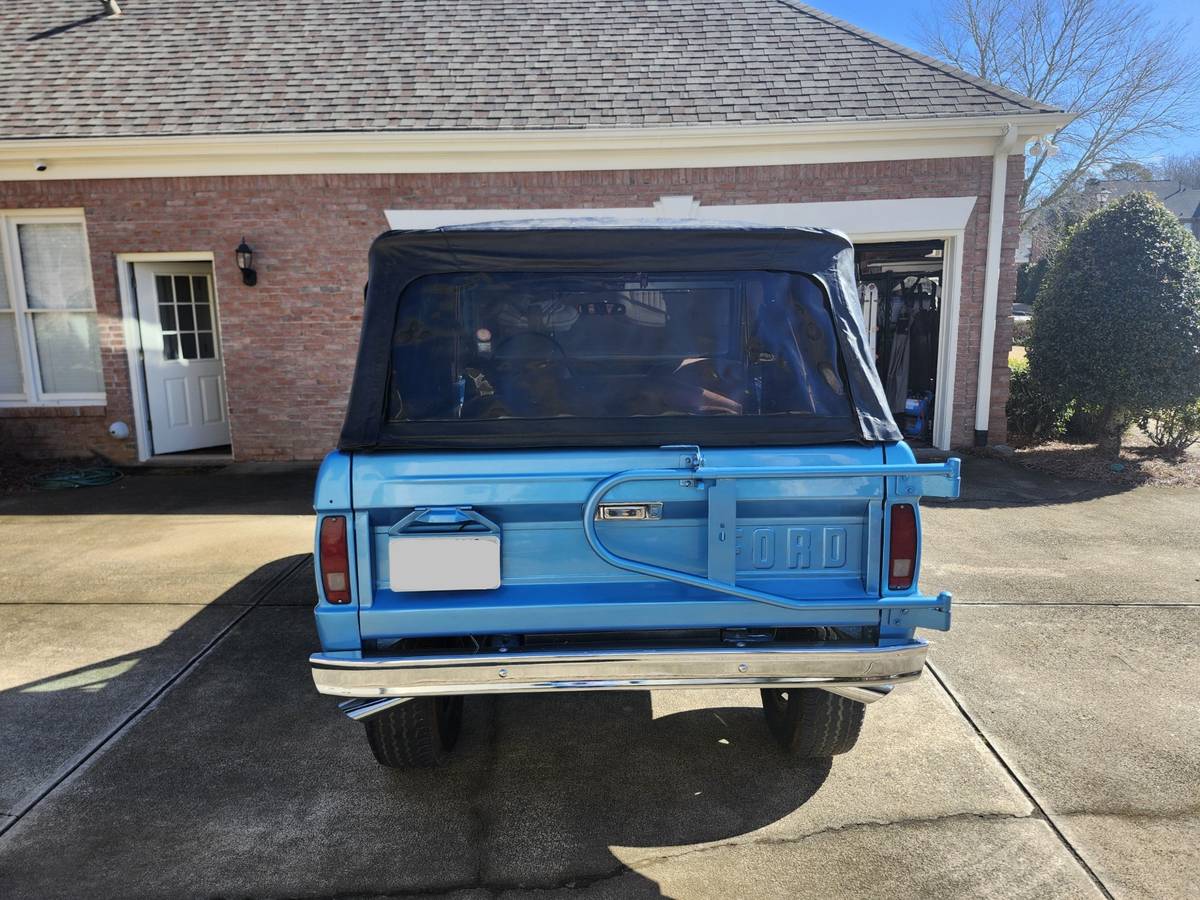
xmin=173 ymin=275 xmax=192 ymax=305
xmin=159 ymin=304 xmax=176 ymax=330
xmin=17 ymin=223 xmax=92 ymax=310
xmin=31 ymin=312 xmax=103 ymax=393
xmin=180 ymin=332 xmax=198 ymax=360
xmin=197 ymin=332 xmax=215 ymax=358
xmin=163 ymin=334 xmax=179 ymax=360
xmin=0 ymin=314 xmax=24 ymax=393
xmin=155 ymin=274 xmax=174 ymax=303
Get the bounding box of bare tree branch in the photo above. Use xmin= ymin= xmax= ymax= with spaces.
xmin=1154 ymin=153 xmax=1200 ymax=188
xmin=919 ymin=0 xmax=1200 ymax=222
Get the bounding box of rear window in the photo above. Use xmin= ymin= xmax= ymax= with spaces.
xmin=385 ymin=271 xmax=852 ymax=427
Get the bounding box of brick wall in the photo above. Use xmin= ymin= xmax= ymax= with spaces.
xmin=0 ymin=158 xmax=1018 ymax=461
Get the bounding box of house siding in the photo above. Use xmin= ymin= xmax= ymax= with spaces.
xmin=0 ymin=157 xmax=1019 ymax=461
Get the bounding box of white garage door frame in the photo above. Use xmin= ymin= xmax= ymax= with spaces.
xmin=385 ymin=195 xmax=977 ymax=450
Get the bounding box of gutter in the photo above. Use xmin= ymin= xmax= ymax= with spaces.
xmin=0 ymin=114 xmax=1072 ymax=182
xmin=973 ymin=123 xmax=1025 ymax=446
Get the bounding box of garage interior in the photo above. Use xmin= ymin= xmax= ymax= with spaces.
xmin=855 ymin=240 xmax=945 ymax=445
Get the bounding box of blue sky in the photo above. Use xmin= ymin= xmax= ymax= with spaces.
xmin=811 ymin=1 xmax=1200 ymax=160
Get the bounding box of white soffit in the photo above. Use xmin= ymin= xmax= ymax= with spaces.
xmin=385 ymin=196 xmax=979 ymax=241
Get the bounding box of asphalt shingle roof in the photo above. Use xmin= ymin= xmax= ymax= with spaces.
xmin=0 ymin=0 xmax=1059 ymax=140
xmin=1167 ymin=190 xmax=1200 ymax=221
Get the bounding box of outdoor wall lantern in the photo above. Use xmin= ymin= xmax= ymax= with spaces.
xmin=235 ymin=238 xmax=257 ymax=286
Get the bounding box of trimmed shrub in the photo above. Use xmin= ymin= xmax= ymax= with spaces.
xmin=1007 ymin=359 xmax=1073 ymax=442
xmin=1028 ymin=192 xmax=1200 ymax=456
xmin=1016 ymin=257 xmax=1049 ymax=309
xmin=1137 ymin=402 xmax=1200 ymax=453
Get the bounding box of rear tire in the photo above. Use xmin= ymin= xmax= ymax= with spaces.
xmin=760 ymin=688 xmax=864 ymax=757
xmin=364 ymin=696 xmax=463 ymax=768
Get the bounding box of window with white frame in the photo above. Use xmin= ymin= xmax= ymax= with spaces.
xmin=0 ymin=213 xmax=104 ymax=406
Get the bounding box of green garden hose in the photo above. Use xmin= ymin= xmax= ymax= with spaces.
xmin=32 ymin=467 xmax=123 ymax=490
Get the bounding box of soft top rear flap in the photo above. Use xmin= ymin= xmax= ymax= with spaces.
xmin=340 ymin=219 xmax=901 ymax=451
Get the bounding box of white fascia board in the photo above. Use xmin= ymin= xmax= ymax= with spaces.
xmin=0 ymin=114 xmax=1072 ymax=182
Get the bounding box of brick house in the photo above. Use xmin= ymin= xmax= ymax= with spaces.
xmin=0 ymin=0 xmax=1068 ymax=462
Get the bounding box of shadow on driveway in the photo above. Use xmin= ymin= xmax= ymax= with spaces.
xmin=0 ymin=555 xmax=311 ymax=824
xmin=0 ymin=565 xmax=831 ymax=899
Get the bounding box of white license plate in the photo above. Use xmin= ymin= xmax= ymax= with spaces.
xmin=388 ymin=534 xmax=501 ymax=592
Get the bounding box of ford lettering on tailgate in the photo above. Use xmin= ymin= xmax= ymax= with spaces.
xmin=736 ymin=526 xmax=849 ymax=570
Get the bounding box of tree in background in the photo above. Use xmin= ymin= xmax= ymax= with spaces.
xmin=1100 ymin=161 xmax=1154 ymax=182
xmin=919 ymin=0 xmax=1200 ymax=223
xmin=1024 ymin=160 xmax=1178 ymax=261
xmin=1028 ymin=193 xmax=1200 ymax=456
xmin=1154 ymin=152 xmax=1200 ymax=188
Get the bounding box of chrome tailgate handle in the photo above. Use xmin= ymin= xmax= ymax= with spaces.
xmin=596 ymin=502 xmax=662 ymax=521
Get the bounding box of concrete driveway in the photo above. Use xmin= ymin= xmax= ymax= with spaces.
xmin=0 ymin=458 xmax=1195 ymax=899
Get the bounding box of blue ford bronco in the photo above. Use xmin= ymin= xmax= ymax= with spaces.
xmin=310 ymin=220 xmax=959 ymax=767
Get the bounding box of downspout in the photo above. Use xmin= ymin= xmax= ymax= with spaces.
xmin=973 ymin=123 xmax=1022 ymax=446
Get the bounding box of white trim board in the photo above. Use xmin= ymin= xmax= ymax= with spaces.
xmin=0 ymin=115 xmax=1070 ymax=182
xmin=386 ymin=196 xmax=979 ymax=240
xmin=385 ymin=195 xmax=974 ymax=450
xmin=116 ymin=251 xmax=216 ymax=263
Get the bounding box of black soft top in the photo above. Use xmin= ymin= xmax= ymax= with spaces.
xmin=339 ymin=219 xmax=902 ymax=450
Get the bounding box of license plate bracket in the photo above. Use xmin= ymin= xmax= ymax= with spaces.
xmin=386 ymin=507 xmax=502 ymax=592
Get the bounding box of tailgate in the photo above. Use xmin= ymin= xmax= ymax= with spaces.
xmin=347 ymin=444 xmax=955 ymax=641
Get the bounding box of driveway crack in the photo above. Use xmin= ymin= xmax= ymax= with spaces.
xmin=260 ymin=812 xmax=1047 ymax=899
xmin=244 ymin=861 xmax=637 ymax=899
xmin=926 ymin=661 xmax=1116 ymax=900
xmin=618 ymin=809 xmax=1034 ymax=870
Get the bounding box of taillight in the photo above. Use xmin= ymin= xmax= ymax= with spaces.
xmin=888 ymin=504 xmax=917 ymax=591
xmin=319 ymin=515 xmax=352 ymax=604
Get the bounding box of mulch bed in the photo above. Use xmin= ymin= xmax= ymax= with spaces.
xmin=1002 ymin=429 xmax=1200 ymax=488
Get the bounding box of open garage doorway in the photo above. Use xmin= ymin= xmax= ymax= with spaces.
xmin=855 ymin=240 xmax=945 ymax=446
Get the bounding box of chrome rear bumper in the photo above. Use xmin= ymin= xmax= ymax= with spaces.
xmin=311 ymin=640 xmax=928 ymax=715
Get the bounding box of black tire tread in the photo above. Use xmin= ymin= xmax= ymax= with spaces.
xmin=761 ymin=689 xmax=865 ymax=757
xmin=799 ymin=690 xmax=864 ymax=756
xmin=364 ymin=698 xmax=447 ymax=768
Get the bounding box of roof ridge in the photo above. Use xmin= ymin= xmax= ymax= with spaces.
xmin=774 ymin=0 xmax=1061 ymax=114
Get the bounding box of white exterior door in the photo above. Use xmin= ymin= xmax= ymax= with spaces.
xmin=134 ymin=262 xmax=230 ymax=454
